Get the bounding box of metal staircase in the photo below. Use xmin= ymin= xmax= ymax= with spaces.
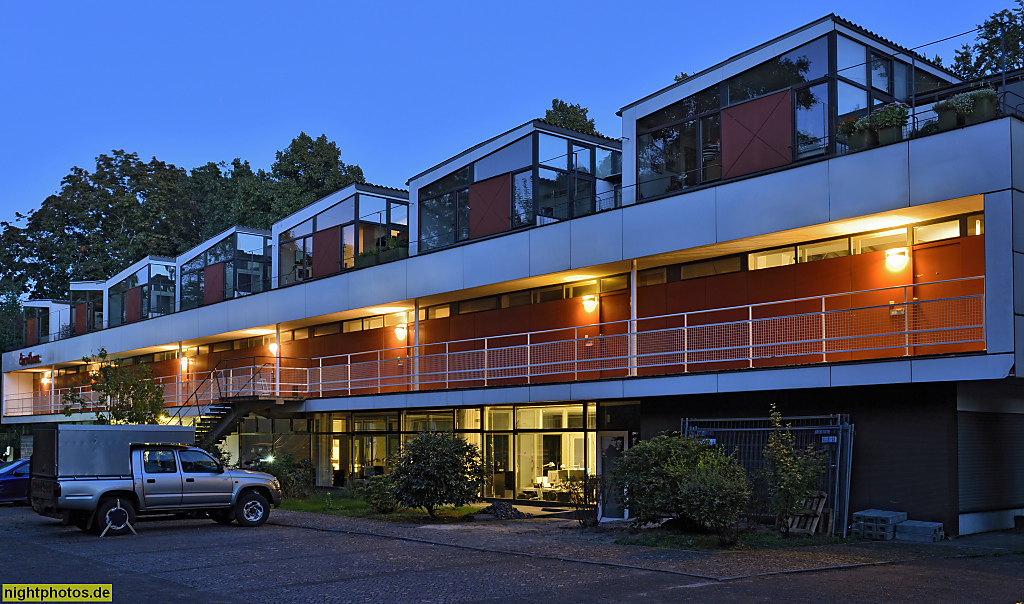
xmin=171 ymin=357 xmax=307 ymax=449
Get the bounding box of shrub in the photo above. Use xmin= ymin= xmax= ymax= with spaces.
xmin=250 ymin=454 xmax=315 ymax=499
xmin=763 ymin=405 xmax=828 ymax=536
xmin=364 ymin=474 xmax=399 ymax=513
xmin=837 ymin=115 xmax=871 ymax=136
xmin=613 ymin=433 xmax=749 ymax=542
xmin=561 ymin=474 xmax=607 ymax=528
xmin=387 ymin=432 xmax=486 ymax=519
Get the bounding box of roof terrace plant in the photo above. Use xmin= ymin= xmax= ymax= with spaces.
xmin=870 ymin=103 xmax=909 ymax=130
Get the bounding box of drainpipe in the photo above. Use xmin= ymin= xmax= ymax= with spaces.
xmin=629 ymin=260 xmax=637 ymax=377
xmin=274 ymin=324 xmax=281 ymax=397
xmin=413 ymin=299 xmax=420 ymax=391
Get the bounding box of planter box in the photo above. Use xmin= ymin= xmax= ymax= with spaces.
xmin=847 ymin=129 xmax=877 ymax=151
xmin=966 ymin=97 xmax=998 ymax=124
xmin=936 ymin=109 xmax=959 ymax=131
xmin=379 ymin=246 xmax=409 ymax=264
xmin=354 ymin=253 xmax=379 ymax=269
xmin=876 ymin=126 xmax=903 ymax=146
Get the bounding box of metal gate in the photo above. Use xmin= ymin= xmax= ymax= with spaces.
xmin=683 ymin=415 xmax=854 ymax=537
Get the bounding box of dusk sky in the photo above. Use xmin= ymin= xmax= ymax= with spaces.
xmin=0 ymin=1 xmax=1010 ymax=228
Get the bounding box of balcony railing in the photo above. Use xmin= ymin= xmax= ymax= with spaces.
xmin=3 ymin=277 xmax=985 ymax=417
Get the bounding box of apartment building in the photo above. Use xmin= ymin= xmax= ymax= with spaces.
xmin=5 ymin=15 xmax=1023 ymax=536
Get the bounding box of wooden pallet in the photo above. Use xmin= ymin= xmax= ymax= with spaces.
xmin=788 ymin=491 xmax=828 ymax=536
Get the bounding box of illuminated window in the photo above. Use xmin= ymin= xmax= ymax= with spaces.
xmin=913 ymin=220 xmax=960 ymax=244
xmin=799 ymin=238 xmax=849 ymax=262
xmin=749 ymin=247 xmax=796 ymax=270
xmin=852 ymin=228 xmax=907 ymax=254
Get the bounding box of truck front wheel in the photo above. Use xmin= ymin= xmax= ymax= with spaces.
xmin=234 ymin=491 xmax=270 ymax=527
xmin=94 ymin=498 xmax=136 ymax=536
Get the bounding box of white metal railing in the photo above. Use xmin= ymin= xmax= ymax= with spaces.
xmin=4 ymin=277 xmax=985 ymax=416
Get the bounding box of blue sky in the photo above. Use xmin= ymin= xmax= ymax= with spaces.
xmin=0 ymin=1 xmax=1010 ymax=228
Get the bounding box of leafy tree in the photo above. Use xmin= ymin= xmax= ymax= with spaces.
xmin=673 ymin=71 xmax=691 ymax=83
xmin=952 ymin=1 xmax=1024 ymax=80
xmin=763 ymin=405 xmax=828 ymax=536
xmin=270 ymin=132 xmax=365 ymax=221
xmin=62 ymin=348 xmax=166 ymax=424
xmin=0 ymin=285 xmax=24 ymax=351
xmin=386 ymin=432 xmax=485 ymax=519
xmin=544 ymin=99 xmax=600 ymax=135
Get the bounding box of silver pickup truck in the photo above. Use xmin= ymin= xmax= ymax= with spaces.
xmin=30 ymin=424 xmax=282 ymax=536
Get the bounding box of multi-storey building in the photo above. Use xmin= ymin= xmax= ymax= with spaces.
xmin=6 ymin=15 xmax=1024 ymax=535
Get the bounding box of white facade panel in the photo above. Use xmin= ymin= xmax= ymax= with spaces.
xmin=621 ymin=373 xmax=718 ymax=397
xmin=830 ymin=360 xmax=912 ymax=387
xmin=909 ymin=120 xmax=1011 ymax=207
xmin=303 ymin=273 xmax=350 ymax=320
xmin=621 ymin=187 xmax=717 ymax=259
xmin=463 ymin=231 xmax=530 ymax=290
xmin=828 ymin=141 xmax=910 ymax=221
xmin=570 ymin=380 xmax=624 ymax=400
xmin=715 ymin=161 xmax=830 ymax=242
xmin=986 ymin=190 xmax=1015 ymax=354
xmin=717 ymin=366 xmax=830 ymax=393
xmin=529 ymin=222 xmax=571 ymax=276
xmin=529 ymin=383 xmax=572 ymax=402
xmin=1012 ymin=117 xmax=1024 ymax=192
xmin=405 ymin=247 xmax=465 ymax=300
xmin=570 ymin=209 xmax=624 ymax=269
xmin=910 ymin=353 xmax=1014 ymax=383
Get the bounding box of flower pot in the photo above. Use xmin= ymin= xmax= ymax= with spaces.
xmin=936 ymin=109 xmax=959 ymax=131
xmin=847 ymin=129 xmax=877 ymax=151
xmin=876 ymin=126 xmax=903 ymax=146
xmin=354 ymin=253 xmax=379 ymax=268
xmin=966 ymin=97 xmax=998 ymax=124
xmin=379 ymin=246 xmax=409 ymax=264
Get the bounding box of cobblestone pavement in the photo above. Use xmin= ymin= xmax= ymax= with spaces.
xmin=2 ymin=505 xmax=1023 ymax=603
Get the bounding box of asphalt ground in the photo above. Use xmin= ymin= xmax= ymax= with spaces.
xmin=1 ymin=505 xmax=1023 ymax=603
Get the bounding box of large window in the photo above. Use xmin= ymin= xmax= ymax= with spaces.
xmin=182 ymin=231 xmax=270 ymax=309
xmin=108 ymin=261 xmax=175 ymax=326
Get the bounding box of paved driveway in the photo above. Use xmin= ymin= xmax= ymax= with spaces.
xmin=1 ymin=506 xmax=1022 ymax=603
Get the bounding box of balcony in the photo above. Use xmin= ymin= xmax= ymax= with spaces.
xmin=3 ymin=277 xmax=984 ymax=418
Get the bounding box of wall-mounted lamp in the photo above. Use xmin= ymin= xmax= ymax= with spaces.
xmin=40 ymin=372 xmax=51 ymax=385
xmin=179 ymin=356 xmax=191 ymax=371
xmin=269 ymin=342 xmax=279 ymax=356
xmin=582 ymin=295 xmax=598 ymax=313
xmin=885 ymin=248 xmax=909 ymax=272
xmin=394 ymin=323 xmax=408 ymax=340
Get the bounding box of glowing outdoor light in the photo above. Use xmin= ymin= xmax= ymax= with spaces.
xmin=41 ymin=372 xmax=51 ymax=385
xmin=581 ymin=295 xmax=598 ymax=313
xmin=394 ymin=323 xmax=408 ymax=340
xmin=179 ymin=356 xmax=191 ymax=371
xmin=269 ymin=342 xmax=279 ymax=356
xmin=885 ymin=248 xmax=909 ymax=272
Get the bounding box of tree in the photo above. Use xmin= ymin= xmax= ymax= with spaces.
xmin=270 ymin=132 xmax=365 ymax=220
xmin=673 ymin=71 xmax=691 ymax=83
xmin=0 ymin=285 xmax=23 ymax=351
xmin=762 ymin=405 xmax=828 ymax=536
xmin=386 ymin=432 xmax=485 ymax=519
xmin=952 ymin=1 xmax=1024 ymax=80
xmin=62 ymin=348 xmax=166 ymax=424
xmin=544 ymin=99 xmax=600 ymax=135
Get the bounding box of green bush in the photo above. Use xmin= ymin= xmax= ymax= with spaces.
xmin=613 ymin=433 xmax=749 ymax=542
xmin=763 ymin=405 xmax=828 ymax=536
xmin=250 ymin=454 xmax=315 ymax=499
xmin=364 ymin=474 xmax=399 ymax=514
xmin=387 ymin=432 xmax=486 ymax=519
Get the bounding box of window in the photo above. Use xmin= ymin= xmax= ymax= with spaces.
xmin=799 ymin=238 xmax=849 ymax=262
xmin=749 ymin=247 xmax=796 ymax=270
xmin=143 ymin=450 xmax=178 ymax=474
xmin=795 ymin=84 xmax=828 ymax=158
xmin=636 ymin=267 xmax=666 ymax=287
xmin=870 ymin=53 xmax=892 ymax=94
xmin=179 ymin=450 xmax=220 ymax=473
xmin=637 ymin=120 xmax=698 ymax=198
xmin=537 ymin=169 xmax=569 ymax=221
xmin=853 ymin=228 xmax=908 ymax=254
xmin=638 ymin=86 xmax=719 ymax=131
xmin=512 ymin=171 xmax=534 ymax=228
xmin=836 ymin=36 xmax=867 ymax=86
xmin=726 ymin=37 xmax=828 ymax=105
xmin=538 ymin=133 xmax=568 ymax=169
xmin=967 ymin=214 xmax=985 ymax=236
xmin=680 ymin=256 xmax=741 ymax=280
xmin=913 ymin=220 xmax=960 ymax=244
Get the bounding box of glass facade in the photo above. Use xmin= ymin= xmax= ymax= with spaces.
xmin=108 ymin=260 xmax=176 ymax=327
xmin=181 ymin=231 xmax=270 ymax=310
xmin=418 ymin=132 xmax=622 ymax=251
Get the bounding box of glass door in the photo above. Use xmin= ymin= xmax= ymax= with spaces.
xmin=597 ymin=432 xmax=628 ymax=518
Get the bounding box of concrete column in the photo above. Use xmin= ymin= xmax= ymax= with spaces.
xmin=413 ymin=300 xmax=420 ymax=391
xmin=629 ymin=260 xmax=638 ymax=377
xmin=274 ymin=324 xmax=281 ymax=396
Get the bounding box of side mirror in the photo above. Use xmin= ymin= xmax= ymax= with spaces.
xmin=217 ymin=463 xmax=225 ymax=474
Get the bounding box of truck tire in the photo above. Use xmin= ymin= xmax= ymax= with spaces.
xmin=209 ymin=509 xmax=235 ymax=525
xmin=234 ymin=491 xmax=270 ymax=527
xmin=72 ymin=512 xmax=91 ymax=531
xmin=94 ymin=497 xmax=136 ymax=536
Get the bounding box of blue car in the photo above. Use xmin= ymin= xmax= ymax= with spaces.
xmin=0 ymin=459 xmax=30 ymax=504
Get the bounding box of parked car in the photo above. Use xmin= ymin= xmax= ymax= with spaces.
xmin=30 ymin=425 xmax=281 ymax=535
xmin=0 ymin=459 xmax=30 ymax=504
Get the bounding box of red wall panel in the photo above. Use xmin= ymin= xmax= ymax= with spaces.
xmin=311 ymin=226 xmax=341 ymax=278
xmin=125 ymin=286 xmax=143 ymax=323
xmin=74 ymin=303 xmax=87 ymax=335
xmin=721 ymin=89 xmax=793 ymax=179
xmin=468 ymin=174 xmax=511 ymax=239
xmin=204 ymin=262 xmax=225 ymax=305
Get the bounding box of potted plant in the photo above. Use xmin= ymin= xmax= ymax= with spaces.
xmin=837 ymin=115 xmax=875 ymax=151
xmin=379 ymin=237 xmax=409 ymax=263
xmin=354 ymin=248 xmax=379 ymax=268
xmin=933 ymin=92 xmax=973 ymax=130
xmin=966 ymin=89 xmax=998 ymax=124
xmin=870 ymin=103 xmax=909 ymax=145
